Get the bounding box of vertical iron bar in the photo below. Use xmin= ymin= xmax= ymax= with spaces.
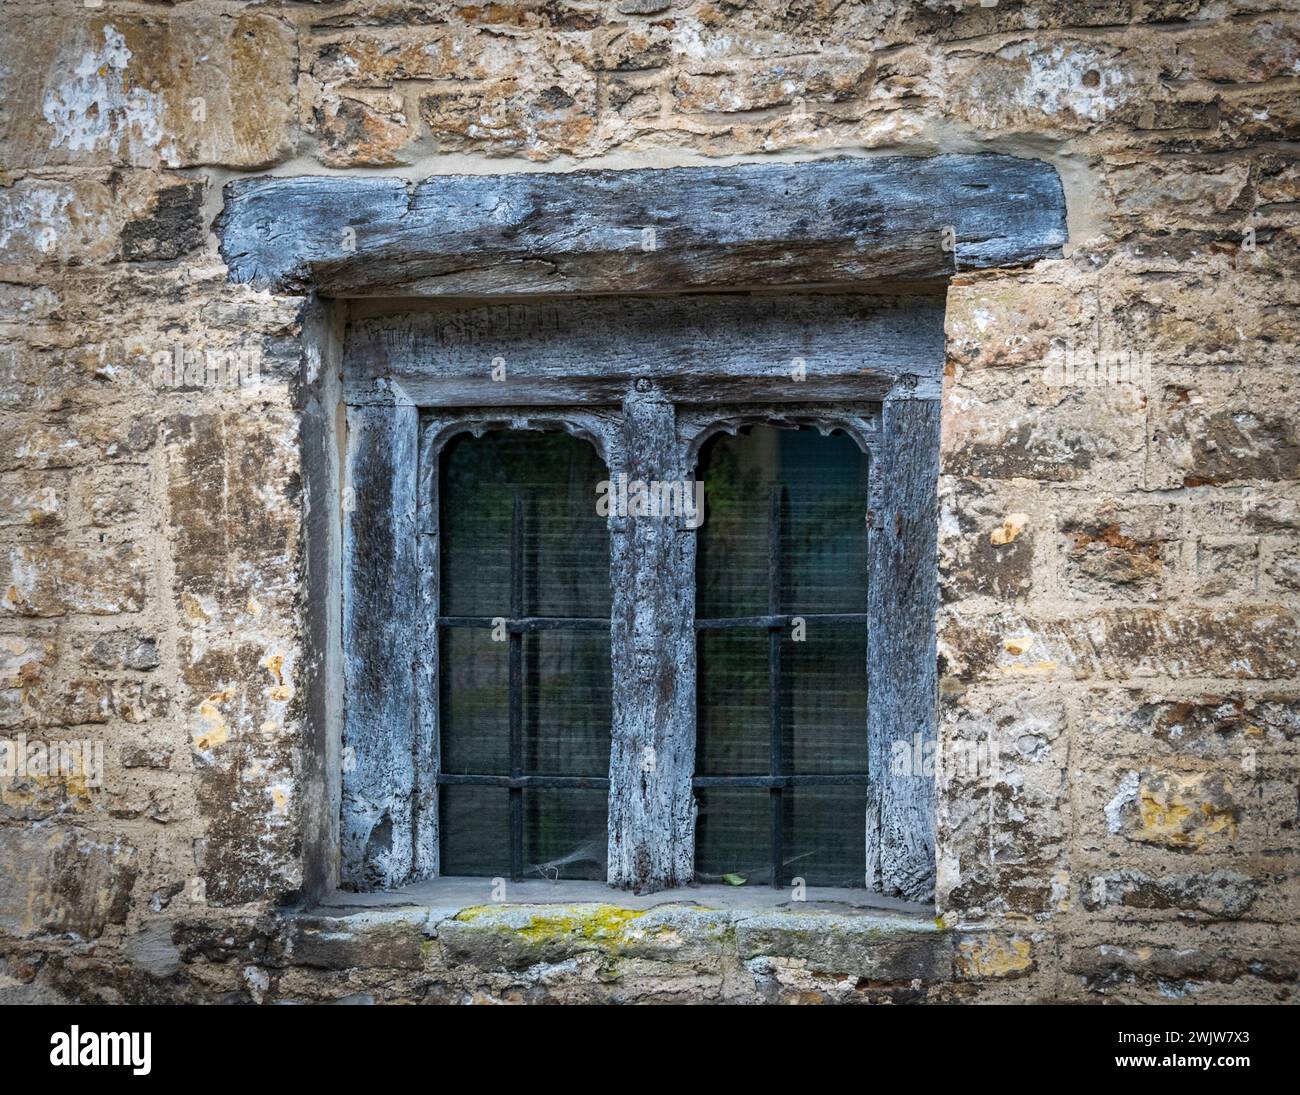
xmin=768 ymin=486 xmax=783 ymax=889
xmin=524 ymin=495 xmax=540 ymax=873
xmin=509 ymin=490 xmax=524 ymax=882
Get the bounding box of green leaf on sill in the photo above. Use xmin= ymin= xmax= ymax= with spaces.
xmin=722 ymin=873 xmax=747 ymax=886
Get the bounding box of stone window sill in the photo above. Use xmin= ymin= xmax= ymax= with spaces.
xmin=286 ymin=878 xmax=948 ymax=989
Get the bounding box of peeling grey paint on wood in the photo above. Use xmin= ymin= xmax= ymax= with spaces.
xmin=216 ymin=154 xmax=1067 ymax=298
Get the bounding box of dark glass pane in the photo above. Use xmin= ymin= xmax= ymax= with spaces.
xmin=694 ymin=788 xmax=867 ymax=888
xmin=786 ymin=787 xmax=866 ymax=888
xmin=440 ymin=786 xmax=510 ymax=877
xmin=437 ymin=430 xmax=612 ymax=877
xmin=523 ymin=788 xmax=607 ymax=881
xmin=439 ymin=627 xmax=508 ymax=776
xmin=694 ymin=425 xmax=869 ymax=888
xmin=522 ymin=630 xmax=611 ymax=778
xmin=441 ymin=430 xmax=611 ymax=618
xmin=696 ymin=630 xmax=768 ymax=776
xmin=696 ymin=426 xmax=868 ymax=618
xmin=784 ymin=624 xmax=869 ymax=775
xmin=694 ymin=789 xmax=771 ymax=885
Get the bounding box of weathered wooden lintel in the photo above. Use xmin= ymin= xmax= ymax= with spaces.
xmin=344 ymin=293 xmax=947 ymax=408
xmin=217 ymin=154 xmax=1066 ymax=298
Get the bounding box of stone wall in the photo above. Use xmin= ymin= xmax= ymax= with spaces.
xmin=0 ymin=0 xmax=1297 ymax=1003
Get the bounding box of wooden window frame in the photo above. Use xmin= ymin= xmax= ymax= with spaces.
xmin=215 ymin=154 xmax=1067 ymax=903
xmin=342 ymin=299 xmax=939 ymax=901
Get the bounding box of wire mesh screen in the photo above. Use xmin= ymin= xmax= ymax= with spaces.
xmin=438 ymin=430 xmax=611 ymax=881
xmin=694 ymin=425 xmax=869 ymax=888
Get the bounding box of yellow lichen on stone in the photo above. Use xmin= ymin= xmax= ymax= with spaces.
xmin=990 ymin=512 xmax=1030 ymax=545
xmin=955 ymin=935 xmax=1033 ymax=979
xmin=1133 ymin=771 xmax=1238 ymax=848
xmin=262 ymin=652 xmax=285 ymax=685
xmin=455 ymin=903 xmax=652 ymax=949
xmin=194 ymin=698 xmax=229 ymax=750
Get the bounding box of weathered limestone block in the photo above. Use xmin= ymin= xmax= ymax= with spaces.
xmin=20 ymin=677 xmax=114 ymax=727
xmin=936 ymin=688 xmax=1069 ymax=917
xmin=941 ymin=606 xmax=1299 ymax=682
xmin=286 ymin=911 xmax=428 ymax=972
xmin=735 ymin=911 xmax=953 ymax=983
xmin=1264 ymin=541 xmax=1300 ymax=594
xmin=119 ymin=737 xmax=175 ymax=772
xmin=419 ymin=78 xmax=599 ymax=159
xmin=1080 ymin=868 xmax=1260 ymax=918
xmin=1086 ymin=688 xmax=1300 ymax=760
xmin=945 ymin=273 xmax=1098 ymax=373
xmin=163 ymin=410 xmax=304 ymax=906
xmin=943 ymin=36 xmax=1174 ymax=135
xmin=1218 ymin=85 xmax=1300 ymax=147
xmin=0 ymin=627 xmax=57 ymax=729
xmin=954 ymin=933 xmax=1036 ymax=979
xmin=0 ymin=827 xmax=137 ymax=939
xmin=310 ymin=27 xmax=531 ymax=86
xmin=1101 ymin=267 xmax=1289 ymax=369
xmin=312 ymin=90 xmax=414 ymax=167
xmin=1103 ymin=156 xmax=1254 ymax=231
xmin=1174 ymin=18 xmax=1300 ymax=83
xmin=73 ymin=464 xmax=149 ymax=529
xmin=884 ymin=1 xmax=1134 ymax=46
xmin=2 ymin=541 xmax=146 ymax=617
xmin=0 ymin=413 xmax=157 ymax=472
xmin=1097 ymin=767 xmax=1243 ymax=852
xmin=672 ymin=52 xmax=872 ymax=112
xmin=0 ymin=11 xmax=295 ymax=169
xmin=1067 ymin=929 xmax=1299 ymax=1002
xmin=74 ymin=629 xmax=159 ymax=672
xmin=598 ymin=23 xmax=672 ymax=71
xmin=942 ymin=373 xmax=1147 ymax=487
xmin=938 ymin=478 xmax=1037 ymax=604
xmin=1196 ymin=538 xmax=1260 ymax=597
xmin=0 ymin=173 xmax=204 ymax=267
xmin=1059 ymin=499 xmax=1177 ymax=602
xmin=0 ymin=472 xmax=64 ymax=528
xmin=1152 ymin=385 xmax=1300 ymax=489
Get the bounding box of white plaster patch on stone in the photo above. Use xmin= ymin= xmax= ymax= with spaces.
xmin=42 ymin=25 xmax=174 ymax=163
xmin=0 ymin=184 xmax=76 ymax=257
xmin=1105 ymin=769 xmax=1140 ymax=834
xmin=939 ymin=495 xmax=961 ymax=540
xmin=1000 ymin=40 xmax=1134 ymax=123
xmin=242 ymin=964 xmax=270 ymax=1003
xmin=2 ymin=547 xmax=40 ymax=608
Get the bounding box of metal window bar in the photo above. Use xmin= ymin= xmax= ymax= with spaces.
xmin=693 ymin=484 xmax=870 ymax=888
xmin=436 ymin=488 xmax=612 ymax=881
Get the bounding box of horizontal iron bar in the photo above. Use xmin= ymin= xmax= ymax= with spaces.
xmin=692 ymin=774 xmax=869 ymax=788
xmin=438 ymin=616 xmax=610 ymax=632
xmin=437 ymin=773 xmax=611 ymax=790
xmin=694 ymin=613 xmax=870 ymax=630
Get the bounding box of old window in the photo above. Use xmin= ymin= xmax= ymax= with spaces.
xmin=218 ymin=152 xmax=1066 ymax=906
xmin=341 ymin=292 xmax=944 ymax=902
